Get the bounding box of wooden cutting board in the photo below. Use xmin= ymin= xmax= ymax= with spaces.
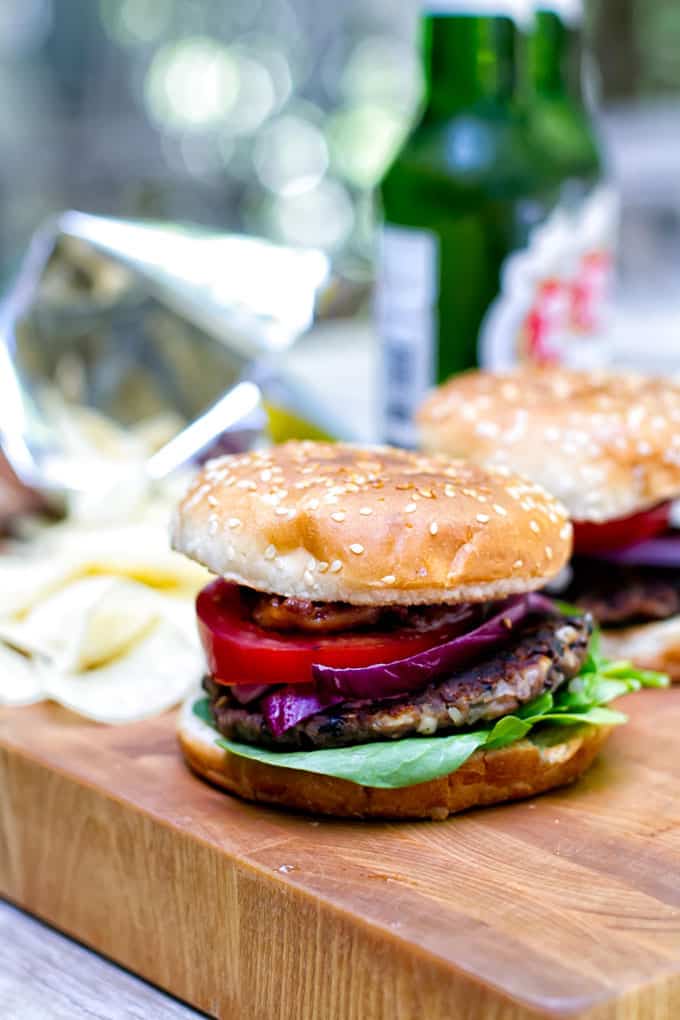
xmin=2 ymin=688 xmax=680 ymax=1020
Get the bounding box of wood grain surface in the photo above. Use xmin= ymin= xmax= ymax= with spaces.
xmin=1 ymin=688 xmax=680 ymax=1020
xmin=0 ymin=900 xmax=202 ymax=1020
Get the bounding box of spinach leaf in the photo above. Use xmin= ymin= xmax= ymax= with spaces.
xmin=192 ymin=627 xmax=668 ymax=790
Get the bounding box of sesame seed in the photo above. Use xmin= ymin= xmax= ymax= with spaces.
xmin=307 ymin=498 xmax=320 ymax=510
xmin=275 ymin=506 xmax=289 ymax=516
xmin=493 ymin=504 xmax=507 ymax=516
xmin=381 ymin=575 xmax=396 ymax=585
xmin=404 ymin=503 xmax=417 ymax=514
xmin=444 ymin=484 xmax=456 ymax=497
xmin=530 ymin=520 xmax=540 ymax=533
xmin=560 ymin=524 xmax=571 ymax=540
xmin=349 ymin=543 xmax=364 ymax=555
xmin=236 ymin=479 xmax=257 ymax=490
xmin=264 ymin=545 xmax=276 ymax=560
xmin=207 ymin=494 xmax=218 ymax=507
xmin=228 ymin=517 xmax=241 ymax=529
xmin=307 ymin=558 xmax=316 ymax=570
xmin=429 ymin=521 xmax=439 ymax=536
xmin=318 ymin=561 xmax=329 ymax=573
xmin=359 ymin=507 xmax=373 ymax=516
xmin=545 ymin=546 xmax=553 ymax=560
xmin=513 ymin=559 xmax=524 ymax=568
xmin=331 ymin=511 xmax=346 ymax=523
xmin=330 ymin=560 xmax=343 ymax=573
xmin=476 ymin=513 xmax=490 ymax=524
xmin=208 ymin=517 xmax=218 ymax=536
xmin=260 ymin=469 xmax=272 ymax=482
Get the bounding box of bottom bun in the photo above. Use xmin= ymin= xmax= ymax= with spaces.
xmin=178 ymin=696 xmax=610 ymax=821
xmin=602 ymin=615 xmax=680 ymax=681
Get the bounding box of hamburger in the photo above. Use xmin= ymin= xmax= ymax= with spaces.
xmin=418 ymin=367 xmax=680 ymax=679
xmin=173 ymin=440 xmax=662 ymax=820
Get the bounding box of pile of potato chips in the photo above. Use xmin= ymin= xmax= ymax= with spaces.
xmin=0 ymin=403 xmax=210 ymax=723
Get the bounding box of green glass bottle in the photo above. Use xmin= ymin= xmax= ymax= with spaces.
xmin=528 ymin=1 xmax=602 ymax=189
xmin=376 ymin=1 xmax=553 ymax=446
xmin=375 ymin=0 xmax=616 ymax=446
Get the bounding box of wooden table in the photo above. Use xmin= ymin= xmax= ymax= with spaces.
xmin=0 ymin=900 xmax=202 ymax=1019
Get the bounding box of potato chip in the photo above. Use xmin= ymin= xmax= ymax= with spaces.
xmin=43 ymin=616 xmax=202 ymax=724
xmin=0 ymin=641 xmax=46 ymax=706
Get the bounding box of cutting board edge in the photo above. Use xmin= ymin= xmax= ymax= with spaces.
xmin=1 ymin=735 xmax=585 ymax=1020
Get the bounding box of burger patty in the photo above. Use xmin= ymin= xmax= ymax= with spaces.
xmin=566 ymin=559 xmax=680 ymax=627
xmin=247 ymin=589 xmax=475 ymax=635
xmin=205 ymin=611 xmax=592 ymax=750
xmin=251 ymin=594 xmax=382 ymax=632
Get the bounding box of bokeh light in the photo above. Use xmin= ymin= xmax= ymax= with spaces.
xmin=240 ymin=35 xmax=293 ymax=111
xmin=145 ymin=37 xmax=240 ymax=132
xmin=270 ymin=178 xmax=354 ymax=249
xmin=340 ymin=35 xmax=422 ymax=110
xmin=254 ymin=113 xmax=329 ymax=196
xmin=221 ymin=50 xmax=275 ymax=135
xmin=327 ymin=103 xmax=407 ymax=188
xmin=100 ymin=0 xmax=173 ymax=47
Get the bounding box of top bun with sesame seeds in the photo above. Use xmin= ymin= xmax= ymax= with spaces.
xmin=171 ymin=440 xmax=572 ymax=605
xmin=418 ymin=367 xmax=680 ymax=524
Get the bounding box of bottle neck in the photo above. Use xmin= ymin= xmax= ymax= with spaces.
xmin=529 ymin=10 xmax=585 ymax=103
xmin=422 ymin=14 xmax=518 ymax=118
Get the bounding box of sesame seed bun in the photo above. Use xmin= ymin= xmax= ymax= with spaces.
xmin=178 ymin=692 xmax=610 ymax=820
xmin=171 ymin=441 xmax=572 ymax=605
xmin=418 ymin=368 xmax=680 ymax=523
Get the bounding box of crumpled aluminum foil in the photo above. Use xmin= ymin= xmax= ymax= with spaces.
xmin=0 ymin=211 xmax=357 ymax=504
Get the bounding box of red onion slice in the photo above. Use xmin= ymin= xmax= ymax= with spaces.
xmin=262 ymin=686 xmax=343 ymax=737
xmin=592 ymin=535 xmax=680 ymax=568
xmin=312 ymin=592 xmax=556 ymax=701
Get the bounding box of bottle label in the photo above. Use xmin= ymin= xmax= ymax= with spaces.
xmin=375 ymin=225 xmax=438 ymax=447
xmin=479 ymin=185 xmax=619 ymax=370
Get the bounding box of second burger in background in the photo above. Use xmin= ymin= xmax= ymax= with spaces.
xmin=419 ymin=367 xmax=680 ymax=678
xmin=173 ymin=441 xmax=663 ymax=820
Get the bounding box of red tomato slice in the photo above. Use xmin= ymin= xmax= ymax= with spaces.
xmin=573 ymin=502 xmax=671 ymax=555
xmin=197 ymin=580 xmax=461 ymax=687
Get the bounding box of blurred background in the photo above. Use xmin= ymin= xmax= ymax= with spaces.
xmin=0 ymin=0 xmax=678 ymax=473
xmin=1 ymin=0 xmax=679 ymax=292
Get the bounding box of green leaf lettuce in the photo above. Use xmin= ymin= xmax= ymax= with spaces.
xmin=193 ymin=630 xmax=668 ymax=790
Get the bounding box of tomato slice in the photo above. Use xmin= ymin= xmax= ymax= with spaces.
xmin=197 ymin=580 xmax=464 ymax=687
xmin=573 ymin=502 xmax=671 ymax=555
